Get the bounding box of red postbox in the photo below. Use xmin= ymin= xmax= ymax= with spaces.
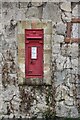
xmin=25 ymin=29 xmax=43 ymax=78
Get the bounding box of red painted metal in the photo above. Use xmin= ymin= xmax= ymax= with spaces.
xmin=25 ymin=29 xmax=43 ymax=78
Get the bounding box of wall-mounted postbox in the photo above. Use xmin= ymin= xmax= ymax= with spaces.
xmin=25 ymin=29 xmax=43 ymax=78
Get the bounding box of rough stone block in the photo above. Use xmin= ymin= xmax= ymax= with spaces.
xmin=0 ymin=95 xmax=3 ymax=114
xmin=26 ymin=21 xmax=31 ymax=28
xmin=17 ymin=2 xmax=28 ymax=8
xmin=31 ymin=21 xmax=42 ymax=29
xmin=42 ymin=3 xmax=61 ymax=22
xmin=18 ymin=57 xmax=25 ymax=64
xmin=71 ymin=43 xmax=78 ymax=58
xmin=0 ymin=74 xmax=2 ymax=85
xmin=19 ymin=21 xmax=31 ymax=29
xmin=31 ymin=2 xmax=43 ymax=7
xmin=71 ymin=58 xmax=78 ymax=68
xmin=54 ymin=71 xmax=64 ymax=86
xmin=44 ymin=35 xmax=51 ymax=44
xmin=0 ymin=23 xmax=2 ymax=31
xmin=18 ymin=22 xmax=25 ymax=34
xmin=43 ymin=21 xmax=52 ymax=35
xmin=44 ymin=70 xmax=51 ymax=85
xmin=61 ymin=43 xmax=72 ymax=56
xmin=18 ymin=63 xmax=25 ymax=79
xmin=18 ymin=42 xmax=25 ymax=48
xmin=18 ymin=48 xmax=25 ymax=58
xmin=56 ymin=103 xmax=69 ymax=117
xmin=2 ymin=9 xmax=16 ymax=22
xmin=3 ymin=85 xmax=19 ymax=101
xmin=56 ymin=22 xmax=66 ymax=35
xmin=64 ymin=57 xmax=72 ymax=69
xmin=16 ymin=9 xmax=26 ymax=20
xmin=53 ymin=35 xmax=64 ymax=43
xmin=56 ymin=54 xmax=66 ymax=70
xmin=0 ymin=53 xmax=2 ymax=63
xmin=26 ymin=7 xmax=40 ymax=18
xmin=21 ymin=21 xmax=26 ymax=29
xmin=72 ymin=67 xmax=78 ymax=74
xmin=52 ymin=44 xmax=60 ymax=54
xmin=60 ymin=2 xmax=71 ymax=12
xmin=72 ymin=4 xmax=78 ymax=17
xmin=2 ymin=40 xmax=9 ymax=50
xmin=64 ymin=95 xmax=74 ymax=106
xmin=44 ymin=53 xmax=51 ymax=64
xmin=17 ymin=34 xmax=25 ymax=45
xmin=44 ymin=43 xmax=51 ymax=50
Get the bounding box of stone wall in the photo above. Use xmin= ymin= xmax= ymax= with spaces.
xmin=0 ymin=1 xmax=80 ymax=118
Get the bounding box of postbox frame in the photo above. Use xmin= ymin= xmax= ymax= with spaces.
xmin=18 ymin=20 xmax=52 ymax=85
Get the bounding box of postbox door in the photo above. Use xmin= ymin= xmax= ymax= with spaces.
xmin=26 ymin=42 xmax=43 ymax=78
xmin=25 ymin=29 xmax=43 ymax=78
